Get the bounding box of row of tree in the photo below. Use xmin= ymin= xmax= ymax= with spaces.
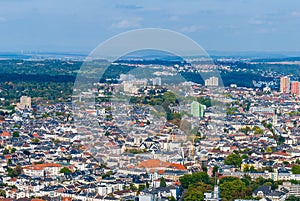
xmin=179 ymin=170 xmax=284 ymax=201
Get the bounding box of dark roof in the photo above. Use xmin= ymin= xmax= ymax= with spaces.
xmin=253 ymin=185 xmax=271 ymax=195
xmin=267 ymin=191 xmax=285 ymax=197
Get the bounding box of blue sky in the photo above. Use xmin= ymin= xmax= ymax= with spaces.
xmin=0 ymin=0 xmax=300 ymax=53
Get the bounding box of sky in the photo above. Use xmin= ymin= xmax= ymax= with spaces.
xmin=0 ymin=0 xmax=300 ymax=54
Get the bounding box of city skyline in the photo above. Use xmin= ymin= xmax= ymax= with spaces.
xmin=2 ymin=1 xmax=300 ymax=200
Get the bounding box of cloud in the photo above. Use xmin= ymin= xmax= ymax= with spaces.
xmin=180 ymin=25 xmax=206 ymax=33
xmin=249 ymin=18 xmax=272 ymax=25
xmin=255 ymin=27 xmax=276 ymax=34
xmin=217 ymin=24 xmax=237 ymax=29
xmin=291 ymin=11 xmax=300 ymax=17
xmin=116 ymin=4 xmax=143 ymax=10
xmin=168 ymin=15 xmax=179 ymax=21
xmin=0 ymin=17 xmax=6 ymax=22
xmin=112 ymin=17 xmax=142 ymax=28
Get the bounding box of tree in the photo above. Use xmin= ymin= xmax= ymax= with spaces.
xmin=163 ymin=91 xmax=177 ymax=105
xmin=292 ymin=165 xmax=300 ymax=174
xmin=3 ymin=148 xmax=9 ymax=155
xmin=266 ymin=147 xmax=273 ymax=153
xmin=160 ymin=177 xmax=167 ymax=187
xmin=32 ymin=138 xmax=40 ymax=144
xmin=240 ymin=126 xmax=251 ymax=134
xmin=286 ymin=195 xmax=300 ymax=201
xmin=184 ymin=182 xmax=213 ymax=201
xmin=168 ymin=196 xmax=176 ymax=201
xmin=243 ymin=165 xmax=256 ymax=173
xmin=219 ymin=176 xmax=240 ymax=185
xmin=138 ymin=184 xmax=146 ymax=192
xmin=184 ymin=187 xmax=204 ymax=201
xmin=130 ymin=183 xmax=137 ymax=191
xmin=179 ymin=172 xmax=210 ymax=189
xmin=15 ymin=165 xmax=23 ymax=175
xmin=12 ymin=131 xmax=19 ymax=138
xmin=197 ymin=97 xmax=212 ymax=107
xmin=263 ymin=182 xmax=273 ymax=186
xmin=226 ymin=107 xmax=238 ymax=115
xmin=7 ymin=166 xmax=22 ymax=178
xmin=213 ymin=166 xmax=219 ymax=177
xmin=10 ymin=147 xmax=16 ymax=153
xmin=0 ymin=190 xmax=6 ymax=198
xmin=225 ymin=153 xmax=242 ymax=168
xmin=249 ymin=166 xmax=256 ymax=172
xmin=283 ymin=161 xmax=290 ymax=165
xmin=241 ymin=175 xmax=252 ymax=187
xmin=60 ymin=167 xmax=72 ymax=174
xmin=253 ymin=126 xmax=263 ymax=135
xmin=102 ymin=170 xmax=113 ymax=179
xmin=220 ymin=179 xmax=247 ymax=201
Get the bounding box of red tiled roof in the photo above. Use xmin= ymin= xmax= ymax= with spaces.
xmin=60 ymin=147 xmax=67 ymax=152
xmin=169 ymin=163 xmax=186 ymax=170
xmin=137 ymin=159 xmax=171 ymax=169
xmin=32 ymin=133 xmax=39 ymax=138
xmin=1 ymin=131 xmax=11 ymax=137
xmin=273 ymin=151 xmax=289 ymax=156
xmin=11 ymin=177 xmax=17 ymax=182
xmin=137 ymin=159 xmax=186 ymax=170
xmin=62 ymin=198 xmax=72 ymax=201
xmin=24 ymin=163 xmax=62 ymax=171
xmin=173 ymin=181 xmax=181 ymax=186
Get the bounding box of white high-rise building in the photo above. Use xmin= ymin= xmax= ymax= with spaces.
xmin=205 ymin=76 xmax=219 ymax=87
xmin=120 ymin=74 xmax=135 ymax=81
xmin=123 ymin=79 xmax=147 ymax=94
xmin=20 ymin=96 xmax=31 ymax=109
xmin=152 ymin=77 xmax=162 ymax=86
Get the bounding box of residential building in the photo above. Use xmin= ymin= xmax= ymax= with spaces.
xmin=191 ymin=101 xmax=206 ymax=118
xmin=291 ymin=81 xmax=300 ymax=95
xmin=20 ymin=96 xmax=31 ymax=109
xmin=205 ymin=76 xmax=219 ymax=87
xmin=280 ymin=76 xmax=290 ymax=93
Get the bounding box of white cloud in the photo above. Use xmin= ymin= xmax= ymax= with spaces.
xmin=180 ymin=25 xmax=206 ymax=33
xmin=291 ymin=11 xmax=300 ymax=17
xmin=116 ymin=4 xmax=143 ymax=10
xmin=112 ymin=17 xmax=142 ymax=28
xmin=217 ymin=24 xmax=237 ymax=29
xmin=0 ymin=17 xmax=6 ymax=22
xmin=255 ymin=27 xmax=276 ymax=34
xmin=249 ymin=18 xmax=272 ymax=25
xmin=168 ymin=15 xmax=179 ymax=21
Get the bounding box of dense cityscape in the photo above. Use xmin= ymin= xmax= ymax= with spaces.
xmin=1 ymin=55 xmax=300 ymax=201
xmin=1 ymin=0 xmax=300 ymax=201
